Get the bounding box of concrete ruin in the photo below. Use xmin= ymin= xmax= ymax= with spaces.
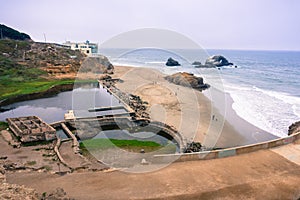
xmin=7 ymin=116 xmax=56 ymax=143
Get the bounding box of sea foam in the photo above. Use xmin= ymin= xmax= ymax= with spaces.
xmin=224 ymin=82 xmax=300 ymax=137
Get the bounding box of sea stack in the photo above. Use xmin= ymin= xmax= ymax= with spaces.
xmin=205 ymin=55 xmax=233 ymax=67
xmin=166 ymin=57 xmax=181 ymax=66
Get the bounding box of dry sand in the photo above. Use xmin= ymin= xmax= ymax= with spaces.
xmin=112 ymin=66 xmax=248 ymax=148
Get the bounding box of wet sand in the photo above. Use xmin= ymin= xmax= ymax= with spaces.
xmin=112 ymin=66 xmax=276 ymax=148
xmin=215 ymin=91 xmax=278 ymax=147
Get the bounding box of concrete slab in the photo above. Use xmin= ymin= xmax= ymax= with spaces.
xmin=271 ymin=143 xmax=300 ymax=165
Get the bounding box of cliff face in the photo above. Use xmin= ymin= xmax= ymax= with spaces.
xmin=24 ymin=42 xmax=86 ymax=78
xmin=0 ymin=39 xmax=85 ymax=79
xmin=0 ymin=24 xmax=114 ymax=81
xmin=0 ymin=39 xmax=114 ymax=80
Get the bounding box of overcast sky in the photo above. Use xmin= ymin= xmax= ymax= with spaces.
xmin=1 ymin=0 xmax=300 ymax=50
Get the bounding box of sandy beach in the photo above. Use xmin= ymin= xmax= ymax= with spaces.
xmin=112 ymin=66 xmax=276 ymax=148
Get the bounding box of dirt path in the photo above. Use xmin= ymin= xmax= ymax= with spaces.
xmin=6 ymin=147 xmax=300 ymax=200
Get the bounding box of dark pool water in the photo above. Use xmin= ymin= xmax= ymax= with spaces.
xmin=0 ymin=84 xmax=123 ymax=123
xmin=56 ymin=129 xmax=70 ymax=139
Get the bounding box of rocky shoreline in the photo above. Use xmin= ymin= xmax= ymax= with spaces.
xmin=99 ymin=75 xmax=150 ymax=119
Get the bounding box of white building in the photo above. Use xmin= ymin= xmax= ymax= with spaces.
xmin=63 ymin=40 xmax=98 ymax=56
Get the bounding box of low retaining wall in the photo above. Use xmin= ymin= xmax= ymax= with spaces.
xmin=153 ymin=131 xmax=300 ymax=163
xmin=65 ymin=117 xmax=186 ymax=151
xmin=54 ymin=138 xmax=68 ymax=167
xmin=51 ymin=119 xmax=300 ymax=163
xmin=50 ymin=121 xmax=66 ymax=128
xmin=61 ymin=123 xmax=80 ymax=154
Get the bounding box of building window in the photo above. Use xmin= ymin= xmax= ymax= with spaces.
xmin=86 ymin=50 xmax=90 ymax=54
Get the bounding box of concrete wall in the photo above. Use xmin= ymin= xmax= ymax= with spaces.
xmin=50 ymin=119 xmax=300 ymax=163
xmin=153 ymin=131 xmax=300 ymax=163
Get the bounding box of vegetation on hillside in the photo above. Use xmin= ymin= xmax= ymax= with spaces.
xmin=0 ymin=38 xmax=85 ymax=101
xmin=0 ymin=24 xmax=31 ymax=40
xmin=0 ymin=25 xmax=112 ymax=102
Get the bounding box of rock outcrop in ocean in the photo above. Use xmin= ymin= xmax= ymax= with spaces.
xmin=165 ymin=72 xmax=209 ymax=90
xmin=193 ymin=55 xmax=234 ymax=68
xmin=205 ymin=55 xmax=233 ymax=67
xmin=166 ymin=57 xmax=180 ymax=66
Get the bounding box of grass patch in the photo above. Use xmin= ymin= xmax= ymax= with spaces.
xmin=80 ymin=138 xmax=164 ymax=153
xmin=0 ymin=121 xmax=8 ymax=131
xmin=0 ymin=79 xmax=73 ymax=100
xmin=80 ymin=138 xmax=178 ymax=154
xmin=81 ymin=138 xmax=161 ymax=149
xmin=0 ymin=79 xmax=96 ymax=101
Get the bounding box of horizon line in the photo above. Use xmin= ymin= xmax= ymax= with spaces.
xmin=29 ymin=39 xmax=300 ymax=52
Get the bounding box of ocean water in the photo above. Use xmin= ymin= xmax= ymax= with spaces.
xmin=101 ymin=48 xmax=300 ymax=137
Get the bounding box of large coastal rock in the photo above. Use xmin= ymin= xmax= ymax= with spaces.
xmin=205 ymin=55 xmax=233 ymax=67
xmin=81 ymin=55 xmax=114 ymax=74
xmin=288 ymin=121 xmax=300 ymax=135
xmin=165 ymin=72 xmax=209 ymax=90
xmin=166 ymin=57 xmax=181 ymax=66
